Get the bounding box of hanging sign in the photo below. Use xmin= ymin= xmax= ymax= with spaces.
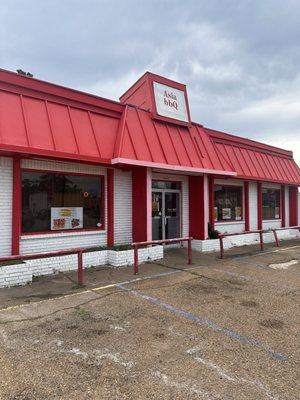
xmin=153 ymin=82 xmax=189 ymax=122
xmin=51 ymin=207 xmax=83 ymax=230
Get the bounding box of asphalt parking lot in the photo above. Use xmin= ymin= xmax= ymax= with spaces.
xmin=0 ymin=240 xmax=299 ymax=399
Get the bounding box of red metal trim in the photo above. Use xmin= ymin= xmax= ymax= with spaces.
xmin=0 ymin=68 xmax=123 ymax=115
xmin=219 ymin=229 xmax=265 ymax=259
xmin=272 ymin=226 xmax=300 ymax=247
xmin=257 ymin=182 xmax=262 ymax=230
xmin=244 ymin=181 xmax=250 ymax=231
xmin=132 ymin=237 xmax=193 ymax=274
xmin=20 ymin=168 xmax=105 ymax=234
xmin=281 ymin=185 xmax=286 ymax=227
xmin=12 ymin=156 xmax=22 ymax=255
xmin=208 ymin=176 xmax=215 ymax=230
xmin=107 ymin=169 xmax=114 ymax=247
xmin=189 ymin=175 xmax=205 ymax=240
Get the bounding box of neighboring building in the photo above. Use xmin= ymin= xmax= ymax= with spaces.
xmin=0 ymin=68 xmax=299 ymax=258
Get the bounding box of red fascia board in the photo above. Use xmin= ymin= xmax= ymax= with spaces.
xmin=0 ymin=68 xmax=123 ymax=116
xmin=111 ymin=157 xmax=236 ymax=176
xmin=206 ymin=127 xmax=293 ymax=158
xmin=0 ymin=143 xmax=111 ymax=165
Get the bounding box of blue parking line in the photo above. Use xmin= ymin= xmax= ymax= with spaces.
xmin=117 ymin=283 xmax=288 ymax=362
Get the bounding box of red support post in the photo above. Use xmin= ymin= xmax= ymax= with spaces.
xmin=133 ymin=244 xmax=139 ymax=275
xmin=272 ymin=229 xmax=280 ymax=247
xmin=257 ymin=182 xmax=263 ymax=230
xmin=12 ymin=156 xmax=22 ymax=255
xmin=259 ymin=230 xmax=264 ymax=251
xmin=289 ymin=186 xmax=298 ymax=226
xmin=208 ymin=176 xmax=215 ymax=230
xmin=244 ymin=181 xmax=250 ymax=231
xmin=281 ymin=185 xmax=286 ymax=228
xmin=77 ymin=250 xmax=84 ymax=286
xmin=219 ymin=236 xmax=224 ymax=259
xmin=187 ymin=238 xmax=192 ymax=265
xmin=107 ymin=168 xmax=114 ymax=247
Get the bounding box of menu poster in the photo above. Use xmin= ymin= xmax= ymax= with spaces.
xmin=235 ymin=207 xmax=242 ymax=220
xmin=222 ymin=208 xmax=231 ymax=220
xmin=275 ymin=207 xmax=280 ymax=219
xmin=51 ymin=207 xmax=83 ymax=230
xmin=214 ymin=207 xmax=218 ymax=222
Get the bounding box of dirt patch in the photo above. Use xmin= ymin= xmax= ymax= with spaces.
xmin=259 ymin=319 xmax=284 ymax=329
xmin=240 ymin=300 xmax=259 ymax=308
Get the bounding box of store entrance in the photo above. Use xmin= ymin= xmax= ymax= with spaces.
xmin=152 ymin=190 xmax=180 ymax=241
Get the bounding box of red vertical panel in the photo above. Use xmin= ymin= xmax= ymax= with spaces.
xmin=12 ymin=157 xmax=21 ymax=255
xmin=244 ymin=181 xmax=250 ymax=231
xmin=132 ymin=167 xmax=148 ymax=242
xmin=189 ymin=176 xmax=205 ymax=239
xmin=107 ymin=169 xmax=114 ymax=247
xmin=289 ymin=186 xmax=298 ymax=226
xmin=257 ymin=182 xmax=262 ymax=230
xmin=281 ymin=185 xmax=286 ymax=227
xmin=208 ymin=176 xmax=215 ymax=230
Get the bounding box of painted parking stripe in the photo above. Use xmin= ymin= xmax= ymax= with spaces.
xmin=117 ymin=283 xmax=288 ymax=362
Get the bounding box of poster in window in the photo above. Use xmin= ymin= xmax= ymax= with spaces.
xmin=214 ymin=207 xmax=218 ymax=222
xmin=235 ymin=207 xmax=242 ymax=220
xmin=51 ymin=207 xmax=83 ymax=230
xmin=275 ymin=207 xmax=280 ymax=219
xmin=222 ymin=208 xmax=231 ymax=220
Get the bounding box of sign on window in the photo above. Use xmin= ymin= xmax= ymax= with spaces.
xmin=51 ymin=207 xmax=83 ymax=230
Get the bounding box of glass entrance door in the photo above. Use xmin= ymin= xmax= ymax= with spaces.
xmin=152 ymin=191 xmax=180 ymax=240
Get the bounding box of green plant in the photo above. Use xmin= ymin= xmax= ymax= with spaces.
xmin=208 ymin=223 xmax=220 ymax=239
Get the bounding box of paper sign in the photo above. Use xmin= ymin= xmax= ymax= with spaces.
xmin=214 ymin=206 xmax=218 ymax=222
xmin=222 ymin=208 xmax=231 ymax=220
xmin=153 ymin=82 xmax=189 ymax=122
xmin=51 ymin=207 xmax=83 ymax=230
xmin=235 ymin=207 xmax=242 ymax=220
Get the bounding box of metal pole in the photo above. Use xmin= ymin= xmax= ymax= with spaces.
xmin=77 ymin=250 xmax=83 ymax=286
xmin=272 ymin=229 xmax=280 ymax=247
xmin=133 ymin=245 xmax=138 ymax=275
xmin=259 ymin=231 xmax=264 ymax=251
xmin=188 ymin=238 xmax=192 ymax=265
xmin=219 ymin=236 xmax=224 ymax=259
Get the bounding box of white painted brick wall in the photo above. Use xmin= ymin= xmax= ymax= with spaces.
xmin=114 ymin=169 xmax=132 ymax=245
xmin=20 ymin=158 xmax=108 ymax=254
xmin=262 ymin=220 xmax=281 ymax=230
xmin=0 ymin=246 xmax=164 ymax=287
xmin=192 ymin=228 xmax=300 ymax=253
xmin=0 ymin=157 xmax=13 ymax=257
xmin=215 ymin=222 xmax=245 ymax=234
xmin=0 ymin=263 xmax=32 ymax=288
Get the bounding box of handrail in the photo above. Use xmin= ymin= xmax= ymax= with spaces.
xmin=271 ymin=225 xmax=300 ymax=247
xmin=132 ymin=237 xmax=193 ymax=274
xmin=0 ymin=248 xmax=85 ymax=286
xmin=218 ymin=230 xmax=266 ymax=259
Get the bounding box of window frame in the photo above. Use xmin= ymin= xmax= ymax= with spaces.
xmin=262 ymin=186 xmax=281 ymax=221
xmin=214 ymin=184 xmax=244 ymax=223
xmin=21 ymin=168 xmax=105 ymax=235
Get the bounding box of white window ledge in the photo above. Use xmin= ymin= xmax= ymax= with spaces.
xmin=262 ymin=219 xmax=281 ymax=223
xmin=215 ymin=221 xmax=245 ymax=225
xmin=21 ymin=230 xmax=107 ymax=240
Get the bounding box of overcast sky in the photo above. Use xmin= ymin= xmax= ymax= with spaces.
xmin=1 ymin=0 xmax=299 ymax=163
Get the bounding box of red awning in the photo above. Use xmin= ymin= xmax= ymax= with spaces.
xmin=0 ymin=89 xmax=120 ymax=163
xmin=112 ymin=106 xmax=236 ymax=176
xmin=207 ymin=128 xmax=300 ymax=185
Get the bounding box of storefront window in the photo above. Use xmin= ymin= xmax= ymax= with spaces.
xmin=262 ymin=188 xmax=280 ymax=220
xmin=214 ymin=185 xmax=243 ymax=222
xmin=152 ymin=180 xmax=181 ymax=190
xmin=22 ymin=171 xmax=103 ymax=233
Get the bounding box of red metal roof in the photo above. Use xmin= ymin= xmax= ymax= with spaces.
xmin=0 ymin=87 xmax=120 ymax=163
xmin=206 ymin=128 xmax=300 ymax=185
xmin=112 ymin=106 xmax=235 ymax=175
xmin=0 ymin=69 xmax=299 ymax=185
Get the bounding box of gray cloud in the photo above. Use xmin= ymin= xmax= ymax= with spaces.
xmin=1 ymin=0 xmax=299 ymax=162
